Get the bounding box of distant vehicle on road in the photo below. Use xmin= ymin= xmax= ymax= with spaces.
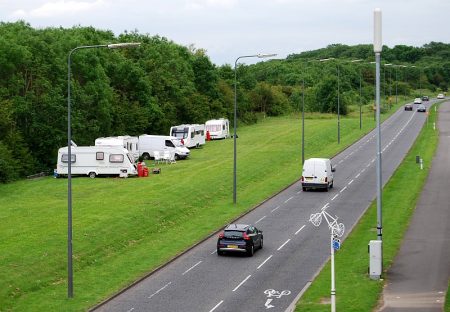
xmin=404 ymin=103 xmax=413 ymax=111
xmin=414 ymin=98 xmax=422 ymax=104
xmin=421 ymin=95 xmax=429 ymax=101
xmin=205 ymin=118 xmax=230 ymax=140
xmin=301 ymin=158 xmax=335 ymax=192
xmin=417 ymin=104 xmax=426 ymax=112
xmin=437 ymin=94 xmax=445 ymax=99
xmin=170 ymin=124 xmax=205 ymax=148
xmin=217 ymin=224 xmax=263 ymax=257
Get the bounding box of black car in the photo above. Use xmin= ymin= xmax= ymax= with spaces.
xmin=421 ymin=95 xmax=429 ymax=101
xmin=404 ymin=103 xmax=413 ymax=111
xmin=217 ymin=224 xmax=263 ymax=256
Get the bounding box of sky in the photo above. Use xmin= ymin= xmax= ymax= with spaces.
xmin=1 ymin=0 xmax=449 ymax=65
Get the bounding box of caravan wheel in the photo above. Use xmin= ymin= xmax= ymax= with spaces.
xmin=88 ymin=172 xmax=96 ymax=178
xmin=142 ymin=153 xmax=150 ymax=160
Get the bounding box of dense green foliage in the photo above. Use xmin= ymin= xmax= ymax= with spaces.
xmin=0 ymin=21 xmax=449 ymax=182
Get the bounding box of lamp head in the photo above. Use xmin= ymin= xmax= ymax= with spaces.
xmin=257 ymin=53 xmax=277 ymax=58
xmin=107 ymin=42 xmax=141 ymax=49
xmin=373 ymin=8 xmax=382 ymax=53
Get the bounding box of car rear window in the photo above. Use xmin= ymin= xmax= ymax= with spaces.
xmin=224 ymin=231 xmax=244 ymax=238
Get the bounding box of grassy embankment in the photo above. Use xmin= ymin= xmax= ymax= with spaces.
xmin=0 ymin=100 xmax=407 ymax=311
xmin=295 ymin=102 xmax=441 ymax=311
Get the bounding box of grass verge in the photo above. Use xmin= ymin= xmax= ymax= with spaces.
xmin=295 ymin=102 xmax=440 ymax=311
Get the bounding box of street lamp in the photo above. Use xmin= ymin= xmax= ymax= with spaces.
xmin=233 ymin=53 xmax=276 ymax=204
xmin=373 ymin=7 xmax=383 ymax=279
xmin=67 ymin=42 xmax=141 ymax=298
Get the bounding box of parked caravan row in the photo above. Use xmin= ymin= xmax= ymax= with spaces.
xmin=57 ymin=146 xmax=137 ymax=178
xmin=95 ymin=136 xmax=139 ymax=160
xmin=205 ymin=118 xmax=230 ymax=140
xmin=170 ymin=124 xmax=206 ymax=148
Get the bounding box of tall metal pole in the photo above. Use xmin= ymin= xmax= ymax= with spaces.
xmin=330 ymin=233 xmax=336 ymax=312
xmin=337 ymin=64 xmax=340 ymax=144
xmin=302 ymin=70 xmax=305 ymax=164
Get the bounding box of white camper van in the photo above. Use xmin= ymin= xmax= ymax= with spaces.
xmin=56 ymin=146 xmax=137 ymax=178
xmin=95 ymin=136 xmax=139 ymax=160
xmin=169 ymin=124 xmax=206 ymax=148
xmin=301 ymin=158 xmax=335 ymax=191
xmin=205 ymin=118 xmax=230 ymax=139
xmin=138 ymin=135 xmax=190 ymax=160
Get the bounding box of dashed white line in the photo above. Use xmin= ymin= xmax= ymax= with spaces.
xmin=349 ymin=151 xmax=354 ymax=155
xmin=366 ymin=163 xmax=371 ymax=168
xmin=182 ymin=261 xmax=202 ymax=276
xmin=348 ymin=179 xmax=354 ymax=185
xmin=277 ymin=239 xmax=291 ymax=251
xmin=255 ymin=215 xmax=266 ymax=224
xmin=125 ymin=308 xmax=134 ymax=312
xmin=371 ymin=159 xmax=375 ymax=163
xmin=296 ymin=190 xmax=302 ymax=194
xmin=355 ymin=173 xmax=361 ymax=179
xmin=338 ymin=159 xmax=344 ymax=164
xmin=210 ymin=250 xmax=217 ymax=255
xmin=233 ymin=275 xmax=251 ymax=292
xmin=209 ymin=300 xmax=224 ymax=312
xmin=361 ymin=168 xmax=366 ymax=173
xmin=321 ymin=203 xmax=330 ymax=211
xmin=331 ymin=194 xmax=339 ymax=201
xmin=148 ymin=282 xmax=172 ymax=299
xmin=340 ymin=186 xmax=347 ymax=193
xmin=257 ymin=255 xmax=273 ymax=269
xmin=284 ymin=196 xmax=293 ymax=203
xmin=295 ymin=225 xmax=306 ymax=235
xmin=271 ymin=206 xmax=280 ymax=213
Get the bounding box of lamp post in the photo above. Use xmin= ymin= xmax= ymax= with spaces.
xmin=373 ymin=8 xmax=383 ymax=279
xmin=67 ymin=42 xmax=140 ymax=298
xmin=302 ymin=67 xmax=306 ymax=165
xmin=233 ymin=53 xmax=276 ymax=204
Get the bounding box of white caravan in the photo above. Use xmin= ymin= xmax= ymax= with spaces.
xmin=56 ymin=146 xmax=137 ymax=178
xmin=205 ymin=118 xmax=230 ymax=139
xmin=301 ymin=158 xmax=335 ymax=191
xmin=95 ymin=136 xmax=139 ymax=160
xmin=138 ymin=135 xmax=190 ymax=160
xmin=169 ymin=124 xmax=206 ymax=148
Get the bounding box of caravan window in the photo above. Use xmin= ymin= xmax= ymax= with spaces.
xmin=165 ymin=140 xmax=175 ymax=148
xmin=191 ymin=131 xmax=194 ymax=139
xmin=96 ymin=152 xmax=104 ymax=160
xmin=171 ymin=127 xmax=188 ymax=139
xmin=222 ymin=125 xmax=225 ymax=130
xmin=109 ymin=154 xmax=124 ymax=163
xmin=61 ymin=154 xmax=76 ymax=163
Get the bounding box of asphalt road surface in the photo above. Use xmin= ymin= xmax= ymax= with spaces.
xmin=378 ymin=100 xmax=450 ymax=312
xmin=94 ymin=100 xmax=436 ymax=312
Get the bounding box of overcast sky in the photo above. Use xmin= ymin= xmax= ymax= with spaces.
xmin=1 ymin=0 xmax=449 ymax=65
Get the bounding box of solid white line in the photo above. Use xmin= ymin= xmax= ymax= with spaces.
xmin=182 ymin=261 xmax=202 ymax=275
xmin=321 ymin=203 xmax=330 ymax=211
xmin=361 ymin=168 xmax=366 ymax=173
xmin=257 ymin=255 xmax=273 ymax=269
xmin=331 ymin=194 xmax=339 ymax=201
xmin=255 ymin=215 xmax=266 ymax=224
xmin=366 ymin=163 xmax=371 ymax=168
xmin=233 ymin=275 xmax=251 ymax=292
xmin=148 ymin=282 xmax=172 ymax=299
xmin=284 ymin=196 xmax=293 ymax=203
xmin=277 ymin=239 xmax=291 ymax=251
xmin=340 ymin=186 xmax=347 ymax=193
xmin=271 ymin=206 xmax=280 ymax=213
xmin=295 ymin=225 xmax=306 ymax=235
xmin=348 ymin=179 xmax=354 ymax=185
xmin=355 ymin=173 xmax=361 ymax=179
xmin=209 ymin=300 xmax=224 ymax=312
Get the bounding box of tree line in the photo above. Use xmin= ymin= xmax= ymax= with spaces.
xmin=0 ymin=21 xmax=449 ymax=182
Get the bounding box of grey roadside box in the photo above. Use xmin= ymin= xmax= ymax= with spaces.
xmin=369 ymin=240 xmax=382 ymax=279
xmin=416 ymin=155 xmax=420 ymax=163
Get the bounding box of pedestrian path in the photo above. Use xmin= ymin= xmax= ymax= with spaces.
xmin=377 ymin=101 xmax=450 ymax=311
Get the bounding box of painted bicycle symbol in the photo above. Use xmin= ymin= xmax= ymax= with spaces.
xmin=264 ymin=289 xmax=291 ymax=299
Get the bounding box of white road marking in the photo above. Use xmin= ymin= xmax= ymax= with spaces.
xmin=331 ymin=194 xmax=339 ymax=201
xmin=271 ymin=206 xmax=280 ymax=213
xmin=371 ymin=159 xmax=375 ymax=163
xmin=296 ymin=190 xmax=302 ymax=194
xmin=210 ymin=250 xmax=217 ymax=255
xmin=349 ymin=151 xmax=354 ymax=155
xmin=284 ymin=196 xmax=293 ymax=203
xmin=321 ymin=203 xmax=330 ymax=211
xmin=255 ymin=215 xmax=266 ymax=224
xmin=340 ymin=186 xmax=347 ymax=193
xmin=233 ymin=275 xmax=251 ymax=292
xmin=277 ymin=239 xmax=291 ymax=251
xmin=182 ymin=261 xmax=202 ymax=276
xmin=125 ymin=308 xmax=134 ymax=312
xmin=338 ymin=159 xmax=344 ymax=164
xmin=361 ymin=168 xmax=366 ymax=173
xmin=355 ymin=173 xmax=361 ymax=179
xmin=366 ymin=163 xmax=371 ymax=168
xmin=209 ymin=300 xmax=224 ymax=312
xmin=148 ymin=282 xmax=172 ymax=299
xmin=348 ymin=179 xmax=354 ymax=185
xmin=295 ymin=225 xmax=306 ymax=235
xmin=257 ymin=255 xmax=273 ymax=269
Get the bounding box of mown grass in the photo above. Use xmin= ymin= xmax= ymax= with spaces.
xmin=0 ymin=100 xmax=407 ymax=311
xmin=295 ymin=102 xmax=440 ymax=311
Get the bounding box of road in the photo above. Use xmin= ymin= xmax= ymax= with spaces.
xmin=94 ymin=100 xmax=435 ymax=312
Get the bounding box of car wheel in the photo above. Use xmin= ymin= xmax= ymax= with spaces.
xmin=302 ymin=187 xmax=307 ymax=192
xmin=260 ymin=238 xmax=264 ymax=249
xmin=330 ymin=180 xmax=334 ymax=188
xmin=142 ymin=153 xmax=150 ymax=160
xmin=175 ymin=154 xmax=179 ymax=160
xmin=217 ymin=249 xmax=224 ymax=256
xmin=247 ymin=245 xmax=254 ymax=257
xmin=89 ymin=172 xmax=96 ymax=178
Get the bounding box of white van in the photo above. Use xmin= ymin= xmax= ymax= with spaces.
xmin=169 ymin=124 xmax=205 ymax=148
xmin=56 ymin=146 xmax=137 ymax=178
xmin=205 ymin=118 xmax=230 ymax=139
xmin=138 ymin=135 xmax=190 ymax=160
xmin=301 ymin=158 xmax=335 ymax=191
xmin=95 ymin=136 xmax=139 ymax=160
